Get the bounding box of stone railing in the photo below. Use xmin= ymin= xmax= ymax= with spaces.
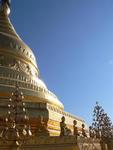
xmin=0 ymin=136 xmax=102 ymax=150
xmin=0 ymin=136 xmax=77 ymax=150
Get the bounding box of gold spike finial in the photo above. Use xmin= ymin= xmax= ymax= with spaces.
xmin=0 ymin=0 xmax=11 ymax=15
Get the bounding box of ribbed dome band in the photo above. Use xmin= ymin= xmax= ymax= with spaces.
xmin=0 ymin=11 xmax=19 ymax=38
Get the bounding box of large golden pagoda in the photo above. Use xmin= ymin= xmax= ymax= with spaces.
xmin=0 ymin=1 xmax=87 ymax=136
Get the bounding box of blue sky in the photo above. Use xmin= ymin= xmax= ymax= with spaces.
xmin=11 ymin=0 xmax=113 ymax=125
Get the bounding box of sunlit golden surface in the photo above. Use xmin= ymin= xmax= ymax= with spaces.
xmin=0 ymin=2 xmax=87 ymax=136
xmin=0 ymin=6 xmax=64 ymax=109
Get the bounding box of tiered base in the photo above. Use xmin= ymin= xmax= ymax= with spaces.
xmin=0 ymin=93 xmax=87 ymax=136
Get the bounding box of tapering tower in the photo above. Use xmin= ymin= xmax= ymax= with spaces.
xmin=0 ymin=1 xmax=86 ymax=135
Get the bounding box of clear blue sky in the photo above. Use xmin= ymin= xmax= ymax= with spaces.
xmin=11 ymin=0 xmax=113 ymax=125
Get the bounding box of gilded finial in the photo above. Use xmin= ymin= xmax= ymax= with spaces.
xmin=0 ymin=0 xmax=11 ymax=15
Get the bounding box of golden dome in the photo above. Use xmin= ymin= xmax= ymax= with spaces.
xmin=0 ymin=2 xmax=64 ymax=109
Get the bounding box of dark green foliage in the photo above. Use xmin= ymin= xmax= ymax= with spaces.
xmin=91 ymin=102 xmax=113 ymax=139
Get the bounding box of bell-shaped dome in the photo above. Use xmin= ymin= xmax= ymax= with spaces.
xmin=0 ymin=2 xmax=64 ymax=109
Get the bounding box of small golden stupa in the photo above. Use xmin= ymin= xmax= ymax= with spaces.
xmin=0 ymin=1 xmax=87 ymax=136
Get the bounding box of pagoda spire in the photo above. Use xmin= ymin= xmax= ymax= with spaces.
xmin=0 ymin=0 xmax=11 ymax=15
xmin=0 ymin=0 xmax=20 ymax=38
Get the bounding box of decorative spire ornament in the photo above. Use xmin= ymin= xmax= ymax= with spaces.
xmin=0 ymin=85 xmax=32 ymax=149
xmin=0 ymin=0 xmax=11 ymax=15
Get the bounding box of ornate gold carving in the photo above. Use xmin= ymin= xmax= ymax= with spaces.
xmin=36 ymin=116 xmax=49 ymax=136
xmin=0 ymin=54 xmax=37 ymax=77
xmin=60 ymin=116 xmax=72 ymax=136
xmin=81 ymin=124 xmax=87 ymax=137
xmin=73 ymin=120 xmax=79 ymax=139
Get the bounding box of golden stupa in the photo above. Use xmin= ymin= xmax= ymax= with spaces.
xmin=0 ymin=1 xmax=87 ymax=136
